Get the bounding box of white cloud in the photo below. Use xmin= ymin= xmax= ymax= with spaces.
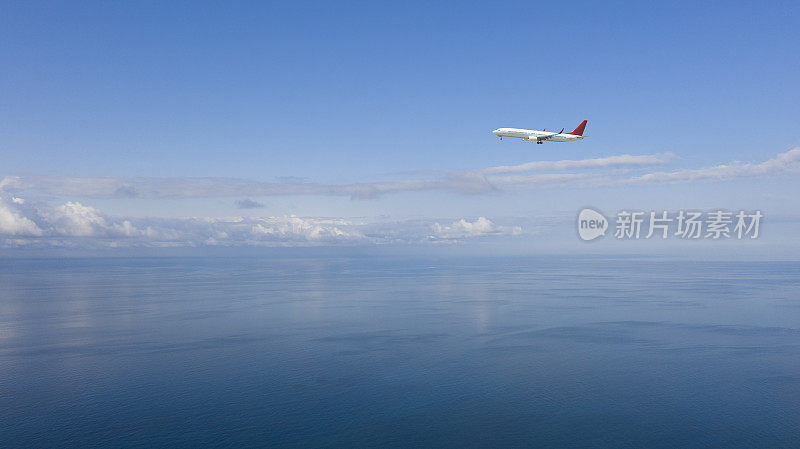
xmin=488 ymin=172 xmax=601 ymax=189
xmin=0 ymin=198 xmax=519 ymax=248
xmin=432 ymin=217 xmax=496 ymax=239
xmin=49 ymin=202 xmax=109 ymax=237
xmin=0 ymin=152 xmax=676 ymax=200
xmin=1 ymin=149 xmax=798 ymax=209
xmin=0 ymin=196 xmax=43 ymax=236
xmin=429 ymin=217 xmax=524 ymax=240
xmin=483 ymin=153 xmax=674 ymax=175
xmin=251 ymin=216 xmax=364 ymax=242
xmin=45 ymin=201 xmax=158 ymax=238
xmin=625 ymin=148 xmax=800 ymax=185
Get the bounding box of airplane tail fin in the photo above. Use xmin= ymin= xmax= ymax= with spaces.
xmin=567 ymin=120 xmax=587 ymax=136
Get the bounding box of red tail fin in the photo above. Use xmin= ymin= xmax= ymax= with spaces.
xmin=567 ymin=120 xmax=587 ymax=136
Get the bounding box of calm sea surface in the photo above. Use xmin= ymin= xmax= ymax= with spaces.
xmin=1 ymin=257 xmax=799 ymax=448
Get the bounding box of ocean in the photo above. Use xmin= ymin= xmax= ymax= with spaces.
xmin=1 ymin=257 xmax=799 ymax=447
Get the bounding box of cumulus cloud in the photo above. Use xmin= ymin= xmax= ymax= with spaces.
xmin=0 ymin=196 xmax=43 ymax=236
xmin=49 ymin=202 xmax=110 ymax=237
xmin=426 ymin=217 xmax=524 ymax=241
xmin=432 ymin=217 xmax=494 ymax=239
xmin=251 ymin=216 xmax=363 ymax=242
xmin=0 ymin=198 xmax=520 ymax=248
xmin=45 ymin=201 xmax=162 ymax=239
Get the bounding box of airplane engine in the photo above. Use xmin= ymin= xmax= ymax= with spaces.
xmin=522 ymin=136 xmax=538 ymax=142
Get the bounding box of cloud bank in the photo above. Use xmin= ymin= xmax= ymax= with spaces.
xmin=2 ymin=148 xmax=798 ymax=249
xmin=3 ymin=149 xmax=797 ymax=201
xmin=625 ymin=148 xmax=800 ymax=184
xmin=482 ymin=153 xmax=675 ymax=175
xmin=0 ymin=194 xmax=519 ymax=248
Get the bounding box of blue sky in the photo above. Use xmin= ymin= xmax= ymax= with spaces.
xmin=1 ymin=1 xmax=799 ymax=256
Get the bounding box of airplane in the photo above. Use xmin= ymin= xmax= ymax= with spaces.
xmin=492 ymin=120 xmax=587 ymax=144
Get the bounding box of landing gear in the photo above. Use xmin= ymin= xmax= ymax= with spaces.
xmin=537 ymin=141 xmax=543 ymax=144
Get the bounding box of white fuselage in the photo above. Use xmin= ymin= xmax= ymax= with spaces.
xmin=492 ymin=128 xmax=584 ymax=142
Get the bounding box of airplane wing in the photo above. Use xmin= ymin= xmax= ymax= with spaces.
xmin=537 ymin=128 xmax=565 ymax=141
xmin=537 ymin=132 xmax=558 ymax=141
